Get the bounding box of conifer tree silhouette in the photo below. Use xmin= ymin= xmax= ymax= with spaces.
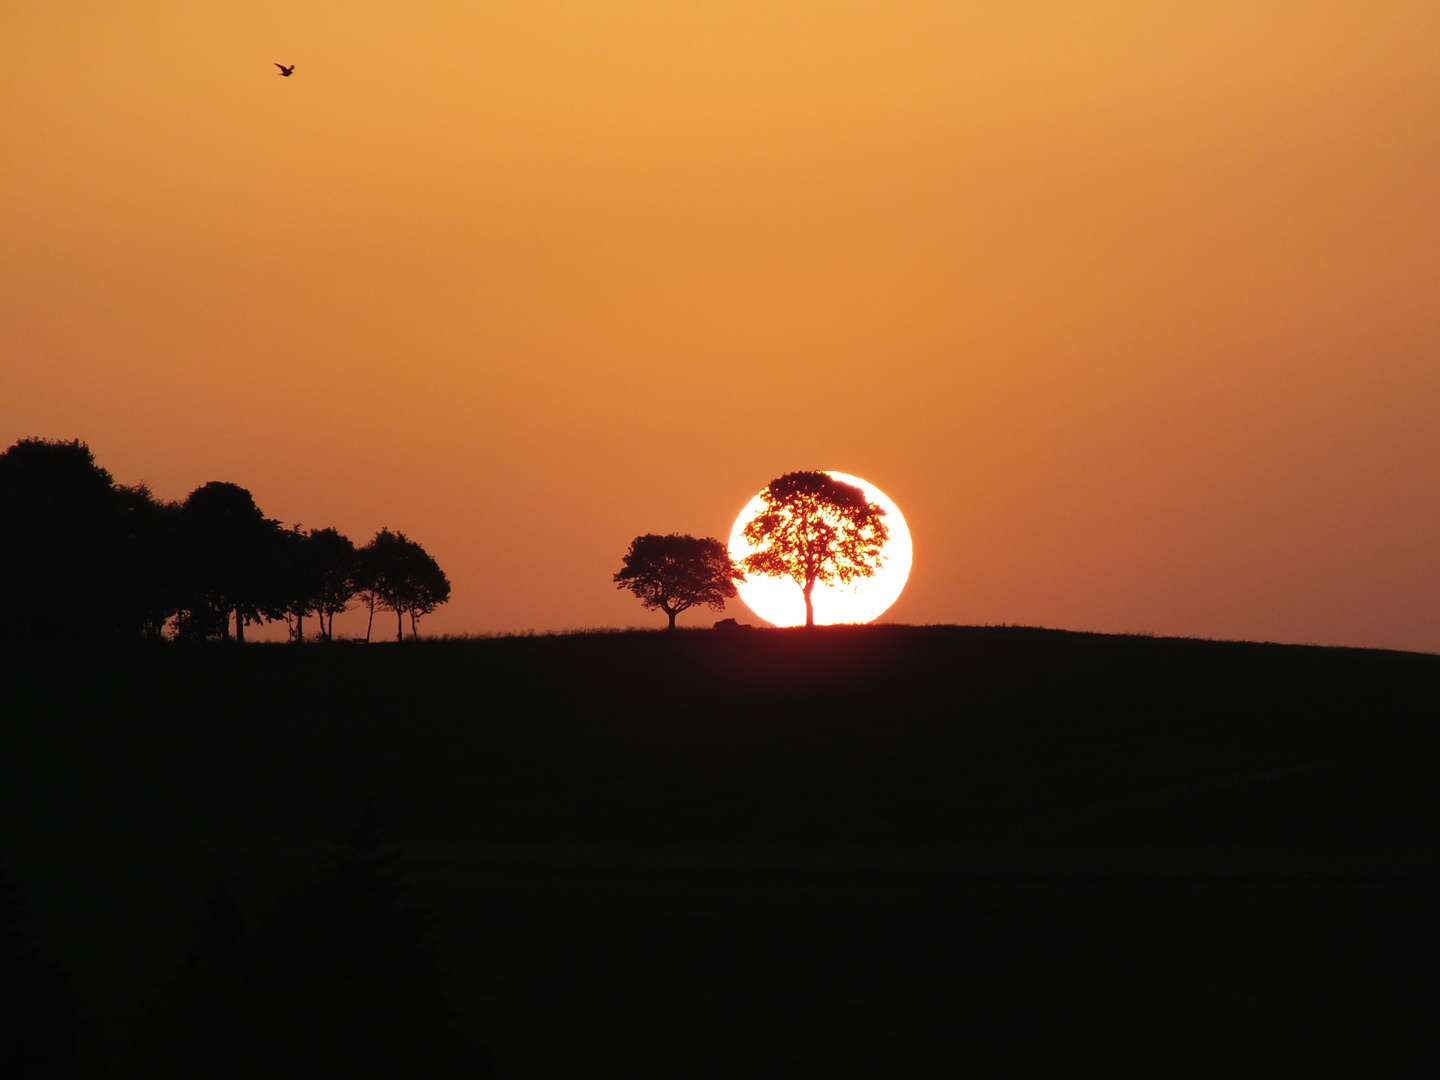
xmin=0 ymin=849 xmax=80 ymax=1078
xmin=126 ymin=807 xmax=489 ymax=1079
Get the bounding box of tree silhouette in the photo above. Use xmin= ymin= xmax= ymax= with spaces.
xmin=354 ymin=554 xmax=382 ymax=643
xmin=740 ymin=471 xmax=889 ymax=628
xmin=307 ymin=528 xmax=360 ymax=641
xmin=117 ymin=482 xmax=184 ymax=640
xmin=0 ymin=437 xmax=169 ymax=644
xmin=358 ymin=529 xmax=451 ymax=641
xmin=276 ymin=526 xmax=322 ymax=642
xmin=0 ymin=437 xmax=444 ymax=646
xmin=614 ymin=533 xmax=741 ymax=629
xmin=274 ymin=526 xmax=358 ymax=643
xmin=178 ymin=482 xmax=285 ymax=642
xmin=126 ymin=808 xmax=489 ymax=1079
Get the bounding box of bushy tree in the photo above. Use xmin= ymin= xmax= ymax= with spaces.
xmin=177 ymin=482 xmax=285 ymax=642
xmin=740 ymin=471 xmax=889 ymax=628
xmin=614 ymin=533 xmax=741 ymax=629
xmin=308 ymin=528 xmax=360 ymax=641
xmin=116 ymin=483 xmax=184 ymax=640
xmin=274 ymin=526 xmax=317 ymax=643
xmin=276 ymin=526 xmax=361 ymax=643
xmin=357 ymin=529 xmax=451 ymax=641
xmin=0 ymin=438 xmax=171 ymax=643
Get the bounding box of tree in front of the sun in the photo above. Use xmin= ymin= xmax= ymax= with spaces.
xmin=614 ymin=533 xmax=742 ymax=629
xmin=358 ymin=529 xmax=451 ymax=641
xmin=740 ymin=471 xmax=889 ymax=628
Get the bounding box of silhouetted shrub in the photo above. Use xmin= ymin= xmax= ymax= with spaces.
xmin=0 ymin=850 xmax=80 ymax=1078
xmin=126 ymin=807 xmax=489 ymax=1079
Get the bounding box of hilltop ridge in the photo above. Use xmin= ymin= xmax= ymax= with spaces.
xmin=3 ymin=626 xmax=1437 ymax=1076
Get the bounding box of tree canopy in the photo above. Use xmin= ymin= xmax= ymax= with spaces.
xmin=740 ymin=471 xmax=889 ymax=628
xmin=272 ymin=526 xmax=361 ymax=643
xmin=178 ymin=482 xmax=285 ymax=643
xmin=0 ymin=437 xmax=441 ymax=644
xmin=359 ymin=529 xmax=451 ymax=641
xmin=0 ymin=438 xmax=145 ymax=643
xmin=614 ymin=533 xmax=741 ymax=629
xmin=306 ymin=527 xmax=361 ymax=642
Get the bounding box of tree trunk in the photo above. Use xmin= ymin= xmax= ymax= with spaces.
xmin=235 ymin=609 xmax=245 ymax=643
xmin=295 ymin=612 xmax=304 ymax=643
xmin=803 ymin=578 xmax=815 ymax=628
xmin=666 ymin=608 xmax=677 ymax=630
xmin=365 ymin=598 xmax=374 ymax=642
xmin=409 ymin=609 xmax=418 ymax=640
xmin=396 ymin=609 xmax=403 ymax=642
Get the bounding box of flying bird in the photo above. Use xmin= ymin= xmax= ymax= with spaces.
xmin=275 ymin=63 xmax=295 ymax=76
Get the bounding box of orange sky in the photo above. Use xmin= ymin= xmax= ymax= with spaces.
xmin=4 ymin=2 xmax=1440 ymax=648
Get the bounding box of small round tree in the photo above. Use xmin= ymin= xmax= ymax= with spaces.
xmin=359 ymin=529 xmax=451 ymax=641
xmin=740 ymin=471 xmax=889 ymax=628
xmin=614 ymin=533 xmax=741 ymax=629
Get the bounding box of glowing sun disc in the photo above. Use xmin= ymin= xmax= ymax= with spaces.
xmin=728 ymin=472 xmax=913 ymax=627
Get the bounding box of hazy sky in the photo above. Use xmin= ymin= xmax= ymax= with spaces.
xmin=4 ymin=2 xmax=1439 ymax=648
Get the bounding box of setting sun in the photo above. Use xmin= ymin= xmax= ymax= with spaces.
xmin=2 ymin=5 xmax=1437 ymax=1074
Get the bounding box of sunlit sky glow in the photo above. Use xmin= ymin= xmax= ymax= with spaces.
xmin=4 ymin=2 xmax=1440 ymax=648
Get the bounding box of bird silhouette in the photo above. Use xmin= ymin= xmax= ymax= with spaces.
xmin=275 ymin=63 xmax=295 ymax=77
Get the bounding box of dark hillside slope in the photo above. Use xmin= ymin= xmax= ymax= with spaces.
xmin=2 ymin=626 xmax=1438 ymax=1076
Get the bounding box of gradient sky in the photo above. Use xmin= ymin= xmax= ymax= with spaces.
xmin=4 ymin=2 xmax=1440 ymax=648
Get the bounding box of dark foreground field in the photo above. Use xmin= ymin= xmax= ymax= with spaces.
xmin=3 ymin=625 xmax=1439 ymax=1077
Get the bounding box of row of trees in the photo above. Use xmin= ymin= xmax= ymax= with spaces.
xmin=614 ymin=471 xmax=888 ymax=629
xmin=0 ymin=438 xmax=449 ymax=644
